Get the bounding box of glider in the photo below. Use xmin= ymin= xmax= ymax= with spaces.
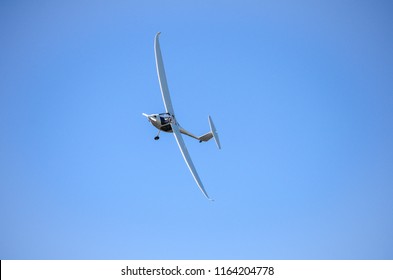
xmin=143 ymin=32 xmax=221 ymax=200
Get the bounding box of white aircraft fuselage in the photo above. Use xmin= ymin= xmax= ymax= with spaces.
xmin=143 ymin=112 xmax=211 ymax=142
xmin=144 ymin=113 xmax=174 ymax=132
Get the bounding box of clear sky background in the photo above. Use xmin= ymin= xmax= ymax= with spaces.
xmin=1 ymin=0 xmax=392 ymax=259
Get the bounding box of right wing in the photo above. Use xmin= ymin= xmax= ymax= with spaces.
xmin=154 ymin=32 xmax=175 ymax=115
xmin=171 ymin=122 xmax=213 ymax=201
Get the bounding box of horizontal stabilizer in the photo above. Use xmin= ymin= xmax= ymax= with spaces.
xmin=198 ymin=116 xmax=221 ymax=149
xmin=208 ymin=115 xmax=221 ymax=149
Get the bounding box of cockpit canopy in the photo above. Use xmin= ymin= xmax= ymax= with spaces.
xmin=158 ymin=113 xmax=172 ymax=125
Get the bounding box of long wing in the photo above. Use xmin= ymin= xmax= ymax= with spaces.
xmin=171 ymin=123 xmax=213 ymax=200
xmin=154 ymin=32 xmax=175 ymax=115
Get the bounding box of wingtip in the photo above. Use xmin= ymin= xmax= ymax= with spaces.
xmin=201 ymin=192 xmax=214 ymax=201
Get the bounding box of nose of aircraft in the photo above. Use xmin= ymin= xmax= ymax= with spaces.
xmin=142 ymin=113 xmax=157 ymax=123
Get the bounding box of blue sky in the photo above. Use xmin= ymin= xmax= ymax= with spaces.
xmin=1 ymin=0 xmax=392 ymax=259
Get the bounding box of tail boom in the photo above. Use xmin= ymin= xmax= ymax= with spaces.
xmin=178 ymin=116 xmax=221 ymax=149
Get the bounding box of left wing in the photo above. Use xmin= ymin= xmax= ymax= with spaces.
xmin=154 ymin=32 xmax=175 ymax=115
xmin=171 ymin=122 xmax=213 ymax=200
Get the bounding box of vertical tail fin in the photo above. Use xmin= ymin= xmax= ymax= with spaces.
xmin=198 ymin=116 xmax=221 ymax=149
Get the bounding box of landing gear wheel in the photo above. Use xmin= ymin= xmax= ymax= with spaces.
xmin=154 ymin=136 xmax=160 ymax=140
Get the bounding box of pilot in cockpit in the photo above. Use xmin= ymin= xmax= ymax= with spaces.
xmin=159 ymin=114 xmax=172 ymax=125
